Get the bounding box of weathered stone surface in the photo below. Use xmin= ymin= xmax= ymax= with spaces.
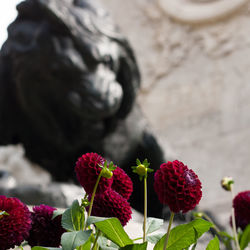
xmin=0 ymin=182 xmax=84 ymax=208
xmin=0 ymin=0 xmax=167 ymax=216
xmin=0 ymin=145 xmax=84 ymax=207
xmin=0 ymin=145 xmax=51 ymax=186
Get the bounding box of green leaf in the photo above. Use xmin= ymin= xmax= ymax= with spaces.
xmin=108 ymin=161 xmax=117 ymax=171
xmin=80 ymin=238 xmax=92 ymax=250
xmin=240 ymin=224 xmax=250 ymax=249
xmin=206 ymin=236 xmax=220 ymax=250
xmin=61 ymin=230 xmax=92 ymax=250
xmin=102 ymin=161 xmax=108 ymax=168
xmin=94 ymin=218 xmax=133 ymax=247
xmin=147 ymin=168 xmax=154 ymax=173
xmin=52 ymin=209 xmax=64 ymax=220
xmin=136 ymin=159 xmax=141 ymax=165
xmin=191 ymin=219 xmax=212 ymax=238
xmin=147 ymin=233 xmax=165 ymax=244
xmin=120 ymin=242 xmax=148 ymax=250
xmin=61 ymin=200 xmax=85 ymax=231
xmin=86 ymin=216 xmax=109 ymax=227
xmin=31 ymin=247 xmax=62 ymax=250
xmin=146 ymin=217 xmax=164 ymax=234
xmin=154 ymin=218 xmax=212 ymax=250
xmin=142 ymin=159 xmax=150 ymax=168
xmin=97 ymin=235 xmax=119 ymax=249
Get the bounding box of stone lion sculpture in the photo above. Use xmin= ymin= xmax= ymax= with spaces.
xmin=0 ymin=0 xmax=166 ymax=216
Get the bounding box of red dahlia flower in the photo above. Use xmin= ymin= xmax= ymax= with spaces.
xmin=154 ymin=160 xmax=202 ymax=213
xmin=88 ymin=189 xmax=132 ymax=226
xmin=232 ymin=190 xmax=250 ymax=230
xmin=27 ymin=204 xmax=65 ymax=247
xmin=75 ymin=152 xmax=113 ymax=194
xmin=112 ymin=166 xmax=133 ymax=200
xmin=0 ymin=196 xmax=31 ymax=250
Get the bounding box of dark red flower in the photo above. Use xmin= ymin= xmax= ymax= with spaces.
xmin=27 ymin=204 xmax=65 ymax=247
xmin=0 ymin=196 xmax=31 ymax=250
xmin=88 ymin=189 xmax=132 ymax=226
xmin=75 ymin=152 xmax=113 ymax=194
xmin=112 ymin=166 xmax=133 ymax=200
xmin=154 ymin=160 xmax=202 ymax=213
xmin=232 ymin=190 xmax=250 ymax=230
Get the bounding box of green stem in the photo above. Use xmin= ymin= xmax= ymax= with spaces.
xmin=88 ymin=173 xmax=102 ymax=217
xmin=91 ymin=230 xmax=101 ymax=250
xmin=143 ymin=176 xmax=147 ymax=242
xmin=132 ymin=237 xmax=143 ymax=241
xmin=200 ymin=213 xmax=230 ymax=248
xmin=230 ymin=185 xmax=240 ymax=250
xmin=163 ymin=212 xmax=175 ymax=250
xmin=84 ymin=173 xmax=102 ymax=230
xmin=202 ymin=213 xmax=221 ymax=234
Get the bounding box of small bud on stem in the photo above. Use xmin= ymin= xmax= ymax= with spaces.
xmin=99 ymin=161 xmax=116 ymax=179
xmin=221 ymin=177 xmax=234 ymax=191
xmin=131 ymin=158 xmax=154 ymax=181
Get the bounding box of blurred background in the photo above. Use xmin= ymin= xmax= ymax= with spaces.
xmin=1 ymin=0 xmax=250 ymax=229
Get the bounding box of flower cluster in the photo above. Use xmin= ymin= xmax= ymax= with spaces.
xmin=88 ymin=189 xmax=132 ymax=226
xmin=154 ymin=160 xmax=202 ymax=213
xmin=0 ymin=196 xmax=31 ymax=250
xmin=232 ymin=190 xmax=250 ymax=230
xmin=75 ymin=152 xmax=133 ymax=226
xmin=75 ymin=153 xmax=112 ymax=194
xmin=27 ymin=204 xmax=66 ymax=247
xmin=112 ymin=166 xmax=133 ymax=200
xmin=0 ymin=196 xmax=66 ymax=249
xmin=2 ymin=152 xmax=250 ymax=250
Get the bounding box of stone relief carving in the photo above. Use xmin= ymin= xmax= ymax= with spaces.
xmin=130 ymin=0 xmax=250 ymax=92
xmin=157 ymin=0 xmax=248 ymax=24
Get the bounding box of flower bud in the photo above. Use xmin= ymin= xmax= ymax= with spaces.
xmin=221 ymin=177 xmax=234 ymax=191
xmin=193 ymin=212 xmax=204 ymax=218
xmin=135 ymin=164 xmax=147 ymax=177
xmin=132 ymin=159 xmax=153 ymax=180
xmin=81 ymin=199 xmax=90 ymax=208
xmin=101 ymin=168 xmax=113 ymax=179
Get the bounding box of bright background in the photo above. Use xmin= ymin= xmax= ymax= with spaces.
xmin=0 ymin=0 xmax=21 ymax=47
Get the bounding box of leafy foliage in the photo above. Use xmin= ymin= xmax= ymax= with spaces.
xmin=154 ymin=219 xmax=212 ymax=250
xmin=240 ymin=224 xmax=250 ymax=250
xmin=61 ymin=200 xmax=85 ymax=231
xmin=31 ymin=247 xmax=62 ymax=250
xmin=120 ymin=242 xmax=148 ymax=249
xmin=5 ymin=155 xmax=248 ymax=250
xmin=60 ymin=230 xmax=92 ymax=250
xmin=94 ymin=218 xmax=133 ymax=247
xmin=206 ymin=236 xmax=220 ymax=250
xmin=146 ymin=217 xmax=164 ymax=235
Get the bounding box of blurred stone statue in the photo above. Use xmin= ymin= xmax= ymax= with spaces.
xmin=0 ymin=0 xmax=166 ymax=216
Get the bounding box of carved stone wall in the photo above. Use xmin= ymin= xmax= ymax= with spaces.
xmin=100 ymin=0 xmax=250 ymax=222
